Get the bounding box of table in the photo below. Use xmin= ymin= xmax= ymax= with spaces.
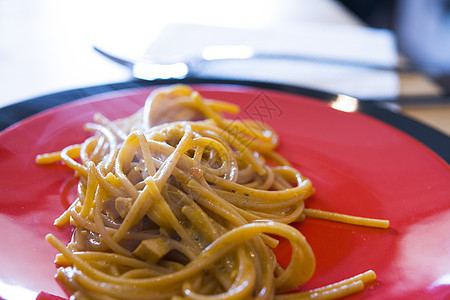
xmin=1 ymin=0 xmax=449 ymax=135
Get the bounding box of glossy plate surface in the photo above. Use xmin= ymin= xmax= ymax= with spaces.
xmin=0 ymin=84 xmax=449 ymax=300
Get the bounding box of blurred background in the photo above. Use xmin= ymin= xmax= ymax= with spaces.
xmin=1 ymin=0 xmax=449 ymax=134
xmin=340 ymin=0 xmax=450 ymax=89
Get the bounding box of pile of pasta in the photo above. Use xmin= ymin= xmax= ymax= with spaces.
xmin=38 ymin=85 xmax=388 ymax=300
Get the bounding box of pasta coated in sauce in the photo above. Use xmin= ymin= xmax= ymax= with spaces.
xmin=38 ymin=85 xmax=388 ymax=300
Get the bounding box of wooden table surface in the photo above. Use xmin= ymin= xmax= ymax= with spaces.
xmin=401 ymin=104 xmax=450 ymax=136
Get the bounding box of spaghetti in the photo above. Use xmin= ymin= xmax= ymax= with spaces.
xmin=38 ymin=85 xmax=388 ymax=299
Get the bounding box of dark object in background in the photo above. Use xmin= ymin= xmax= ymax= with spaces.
xmin=339 ymin=0 xmax=450 ymax=94
xmin=339 ymin=0 xmax=396 ymax=29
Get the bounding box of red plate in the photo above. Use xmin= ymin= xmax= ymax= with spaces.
xmin=0 ymin=84 xmax=449 ymax=299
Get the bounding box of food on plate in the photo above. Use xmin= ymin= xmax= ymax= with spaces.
xmin=38 ymin=85 xmax=389 ymax=299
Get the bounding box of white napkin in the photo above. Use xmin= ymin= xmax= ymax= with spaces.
xmin=139 ymin=23 xmax=400 ymax=99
